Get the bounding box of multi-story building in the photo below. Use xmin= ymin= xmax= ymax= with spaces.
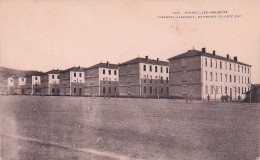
xmin=12 ymin=75 xmax=27 ymax=95
xmin=84 ymin=62 xmax=119 ymax=97
xmin=7 ymin=76 xmax=15 ymax=94
xmin=40 ymin=69 xmax=60 ymax=95
xmin=118 ymin=56 xmax=169 ymax=98
xmin=59 ymin=66 xmax=85 ymax=96
xmin=168 ymin=48 xmax=251 ymax=100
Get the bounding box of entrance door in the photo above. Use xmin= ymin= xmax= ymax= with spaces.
xmin=230 ymin=88 xmax=232 ymax=100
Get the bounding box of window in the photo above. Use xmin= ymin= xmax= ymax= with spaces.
xmin=215 ymin=73 xmax=218 ymax=81
xmin=150 ymin=87 xmax=152 ymax=94
xmin=210 ymin=59 xmax=212 ymax=67
xmin=248 ymin=77 xmax=250 ymax=84
xmin=229 ymin=63 xmax=232 ymax=70
xmin=79 ymin=73 xmax=82 ymax=77
xmin=161 ymin=77 xmax=163 ymax=83
xmin=234 ymin=75 xmax=236 ymax=83
xmin=215 ymin=60 xmax=217 ymax=68
xmin=220 ymin=61 xmax=222 ymax=69
xmin=57 ymin=89 xmax=60 ymax=94
xmin=166 ymin=77 xmax=169 ymax=83
xmin=242 ymin=66 xmax=243 ymax=72
xmin=238 ymin=76 xmax=240 ymax=83
xmin=234 ymin=64 xmax=236 ymax=71
xmin=242 ymin=76 xmax=243 ymax=83
xmin=58 ymin=75 xmax=60 ymax=79
xmin=181 ymin=59 xmax=186 ymax=67
xmin=205 ymin=71 xmax=208 ymax=80
xmin=109 ymin=87 xmax=111 ymax=93
xmin=244 ymin=67 xmax=246 ymax=73
xmin=238 ymin=65 xmax=240 ymax=72
xmin=230 ymin=75 xmax=232 ymax=82
xmin=143 ymin=65 xmax=146 ymax=71
xmin=144 ymin=87 xmax=146 ymax=94
xmin=109 ymin=78 xmax=111 ymax=84
xmin=210 ymin=72 xmax=213 ymax=81
xmin=245 ymin=77 xmax=246 ymax=84
xmin=248 ymin=68 xmax=249 ymax=74
xmin=225 ymin=87 xmax=227 ymax=94
xmin=52 ymin=75 xmax=54 ymax=79
xmin=52 ymin=88 xmax=55 ymax=93
xmin=79 ymin=88 xmax=82 ymax=94
xmin=103 ymin=69 xmax=105 ymax=75
xmin=11 ymin=79 xmax=12 ymax=82
xmin=22 ymin=78 xmax=24 ymax=82
xmin=245 ymin=87 xmax=247 ymax=93
xmin=114 ymin=70 xmax=117 ymax=75
xmin=238 ymin=87 xmax=240 ymax=94
xmin=210 ymin=86 xmax=214 ymax=94
xmin=225 ymin=62 xmax=227 ymax=69
xmin=74 ymin=73 xmax=76 ymax=77
xmin=144 ymin=75 xmax=146 ymax=83
xmin=167 ymin=87 xmax=169 ymax=94
xmin=109 ymin=70 xmax=111 ymax=75
xmin=160 ymin=67 xmax=163 ymax=73
xmin=155 ymin=66 xmax=157 ymax=72
xmin=220 ymin=73 xmax=222 ymax=81
xmin=150 ymin=65 xmax=152 ymax=72
xmin=242 ymin=87 xmax=244 ymax=94
xmin=150 ymin=76 xmax=152 ymax=83
xmin=220 ymin=86 xmax=222 ymax=94
xmin=103 ymin=87 xmax=106 ymax=93
xmin=166 ymin=68 xmax=169 ymax=73
xmin=205 ymin=85 xmax=208 ymax=94
xmin=74 ymin=88 xmax=76 ymax=93
xmin=35 ymin=77 xmax=38 ymax=80
xmin=205 ymin=58 xmax=207 ymax=66
xmin=161 ymin=88 xmax=163 ymax=93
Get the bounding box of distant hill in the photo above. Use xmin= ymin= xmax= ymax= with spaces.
xmin=0 ymin=66 xmax=42 ymax=78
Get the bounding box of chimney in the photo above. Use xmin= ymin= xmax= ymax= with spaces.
xmin=107 ymin=61 xmax=109 ymax=66
xmin=79 ymin=66 xmax=81 ymax=69
xmin=202 ymin=48 xmax=206 ymax=53
xmin=213 ymin=50 xmax=216 ymax=56
xmin=145 ymin=56 xmax=148 ymax=60
xmin=157 ymin=58 xmax=159 ymax=62
xmin=234 ymin=56 xmax=237 ymax=61
xmin=226 ymin=54 xmax=229 ymax=59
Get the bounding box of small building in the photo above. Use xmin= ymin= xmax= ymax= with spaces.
xmin=40 ymin=69 xmax=60 ymax=95
xmin=118 ymin=56 xmax=169 ymax=98
xmin=59 ymin=66 xmax=85 ymax=96
xmin=168 ymin=48 xmax=251 ymax=100
xmin=84 ymin=62 xmax=119 ymax=97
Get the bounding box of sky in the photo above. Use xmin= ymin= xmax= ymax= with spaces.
xmin=0 ymin=0 xmax=259 ymax=83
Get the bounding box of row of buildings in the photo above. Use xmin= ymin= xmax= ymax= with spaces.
xmin=3 ymin=48 xmax=252 ymax=100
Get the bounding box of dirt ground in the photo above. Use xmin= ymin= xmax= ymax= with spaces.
xmin=0 ymin=96 xmax=259 ymax=160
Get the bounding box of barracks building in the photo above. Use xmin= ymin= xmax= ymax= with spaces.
xmin=3 ymin=47 xmax=252 ymax=101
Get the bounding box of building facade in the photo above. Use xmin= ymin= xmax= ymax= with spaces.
xmin=84 ymin=62 xmax=119 ymax=97
xmin=168 ymin=48 xmax=251 ymax=100
xmin=118 ymin=56 xmax=169 ymax=98
xmin=59 ymin=66 xmax=85 ymax=96
xmin=40 ymin=70 xmax=60 ymax=95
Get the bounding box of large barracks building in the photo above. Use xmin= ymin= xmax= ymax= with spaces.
xmin=168 ymin=48 xmax=251 ymax=100
xmin=3 ymin=47 xmax=252 ymax=100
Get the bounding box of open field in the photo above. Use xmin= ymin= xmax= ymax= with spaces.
xmin=0 ymin=96 xmax=259 ymax=160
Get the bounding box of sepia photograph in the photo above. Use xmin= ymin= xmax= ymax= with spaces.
xmin=0 ymin=0 xmax=259 ymax=159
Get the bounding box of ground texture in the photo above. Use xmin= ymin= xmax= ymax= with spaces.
xmin=0 ymin=96 xmax=259 ymax=160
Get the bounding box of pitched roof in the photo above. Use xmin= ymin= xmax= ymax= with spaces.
xmin=119 ymin=57 xmax=169 ymax=66
xmin=168 ymin=49 xmax=251 ymax=66
xmin=46 ymin=69 xmax=60 ymax=74
xmin=85 ymin=63 xmax=118 ymax=70
xmin=60 ymin=66 xmax=86 ymax=73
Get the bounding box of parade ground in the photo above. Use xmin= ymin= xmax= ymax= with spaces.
xmin=0 ymin=96 xmax=259 ymax=160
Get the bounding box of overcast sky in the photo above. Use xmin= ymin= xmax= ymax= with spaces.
xmin=0 ymin=0 xmax=259 ymax=83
